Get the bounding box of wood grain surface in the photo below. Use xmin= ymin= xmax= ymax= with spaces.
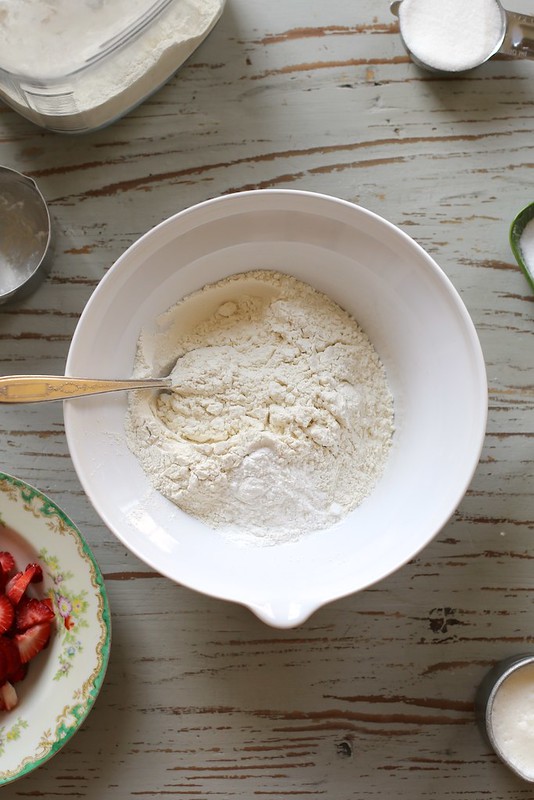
xmin=0 ymin=0 xmax=533 ymax=797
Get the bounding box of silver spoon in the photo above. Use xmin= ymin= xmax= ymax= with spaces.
xmin=0 ymin=375 xmax=172 ymax=403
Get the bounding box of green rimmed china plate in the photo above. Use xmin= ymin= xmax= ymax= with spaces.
xmin=0 ymin=473 xmax=111 ymax=786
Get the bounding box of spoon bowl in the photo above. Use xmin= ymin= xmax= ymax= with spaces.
xmin=510 ymin=201 xmax=534 ymax=292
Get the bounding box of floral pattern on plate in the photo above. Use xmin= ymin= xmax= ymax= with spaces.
xmin=0 ymin=473 xmax=111 ymax=786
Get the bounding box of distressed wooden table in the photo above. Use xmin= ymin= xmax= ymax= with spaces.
xmin=0 ymin=0 xmax=533 ymax=797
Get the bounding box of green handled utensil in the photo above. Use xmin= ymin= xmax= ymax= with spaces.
xmin=510 ymin=201 xmax=534 ymax=293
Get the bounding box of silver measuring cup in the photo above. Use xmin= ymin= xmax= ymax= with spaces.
xmin=0 ymin=166 xmax=51 ymax=303
xmin=391 ymin=0 xmax=534 ymax=73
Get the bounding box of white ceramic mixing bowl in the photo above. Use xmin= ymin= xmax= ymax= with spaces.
xmin=64 ymin=189 xmax=487 ymax=628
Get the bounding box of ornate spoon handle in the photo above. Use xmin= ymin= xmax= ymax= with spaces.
xmin=0 ymin=375 xmax=170 ymax=403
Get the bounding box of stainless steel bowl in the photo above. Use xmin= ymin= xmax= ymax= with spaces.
xmin=0 ymin=166 xmax=51 ymax=304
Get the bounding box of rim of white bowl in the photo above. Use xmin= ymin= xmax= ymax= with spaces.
xmin=64 ymin=189 xmax=488 ymax=627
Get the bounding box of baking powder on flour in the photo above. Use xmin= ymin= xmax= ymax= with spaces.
xmin=125 ymin=271 xmax=394 ymax=546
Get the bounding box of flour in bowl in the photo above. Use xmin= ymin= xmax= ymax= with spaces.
xmin=125 ymin=271 xmax=394 ymax=545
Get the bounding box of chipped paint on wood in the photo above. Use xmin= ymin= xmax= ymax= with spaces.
xmin=0 ymin=0 xmax=533 ymax=796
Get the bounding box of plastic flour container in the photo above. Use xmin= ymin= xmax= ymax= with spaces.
xmin=0 ymin=0 xmax=226 ymax=133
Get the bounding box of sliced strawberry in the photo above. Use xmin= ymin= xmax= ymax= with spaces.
xmin=13 ymin=621 xmax=51 ymax=664
xmin=28 ymin=563 xmax=43 ymax=583
xmin=5 ymin=563 xmax=38 ymax=605
xmin=0 ymin=646 xmax=8 ymax=684
xmin=0 ymin=552 xmax=15 ymax=574
xmin=41 ymin=597 xmax=54 ymax=612
xmin=0 ymin=681 xmax=18 ymax=711
xmin=0 ymin=595 xmax=14 ymax=634
xmin=9 ymin=662 xmax=28 ymax=684
xmin=0 ymin=637 xmax=21 ymax=680
xmin=15 ymin=597 xmax=55 ymax=632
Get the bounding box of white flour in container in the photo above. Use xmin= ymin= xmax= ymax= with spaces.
xmin=398 ymin=0 xmax=504 ymax=72
xmin=125 ymin=271 xmax=394 ymax=546
xmin=0 ymin=0 xmax=225 ymax=131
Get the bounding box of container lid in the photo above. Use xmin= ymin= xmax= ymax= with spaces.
xmin=0 ymin=0 xmax=175 ymax=80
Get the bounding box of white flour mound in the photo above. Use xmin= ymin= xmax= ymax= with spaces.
xmin=125 ymin=270 xmax=394 ymax=546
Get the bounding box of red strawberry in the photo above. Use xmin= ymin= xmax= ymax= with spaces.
xmin=9 ymin=662 xmax=28 ymax=684
xmin=29 ymin=563 xmax=43 ymax=583
xmin=0 ymin=595 xmax=14 ymax=634
xmin=15 ymin=597 xmax=55 ymax=632
xmin=0 ymin=552 xmax=52 ymax=714
xmin=13 ymin=621 xmax=52 ymax=664
xmin=0 ymin=681 xmax=18 ymax=712
xmin=0 ymin=552 xmax=15 ymax=574
xmin=0 ymin=637 xmax=21 ymax=681
xmin=0 ymin=646 xmax=8 ymax=685
xmin=5 ymin=563 xmax=38 ymax=605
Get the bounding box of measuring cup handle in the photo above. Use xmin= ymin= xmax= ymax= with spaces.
xmin=499 ymin=10 xmax=534 ymax=60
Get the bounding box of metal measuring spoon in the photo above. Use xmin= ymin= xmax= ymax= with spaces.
xmin=0 ymin=375 xmax=173 ymax=403
xmin=510 ymin=201 xmax=534 ymax=292
xmin=0 ymin=166 xmax=51 ymax=303
xmin=391 ymin=0 xmax=534 ymax=74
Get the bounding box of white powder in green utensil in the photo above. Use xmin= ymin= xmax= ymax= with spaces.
xmin=519 ymin=217 xmax=534 ymax=278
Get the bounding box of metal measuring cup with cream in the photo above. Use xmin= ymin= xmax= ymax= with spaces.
xmin=477 ymin=655 xmax=534 ymax=782
xmin=391 ymin=0 xmax=534 ymax=73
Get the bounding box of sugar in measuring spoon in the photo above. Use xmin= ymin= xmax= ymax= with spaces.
xmin=391 ymin=0 xmax=534 ymax=73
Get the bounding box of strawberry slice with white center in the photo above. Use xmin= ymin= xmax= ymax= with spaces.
xmin=0 ymin=551 xmax=55 ymax=713
xmin=0 ymin=595 xmax=14 ymax=634
xmin=0 ymin=680 xmax=18 ymax=711
xmin=5 ymin=563 xmax=38 ymax=605
xmin=16 ymin=597 xmax=55 ymax=632
xmin=0 ymin=552 xmax=15 ymax=575
xmin=13 ymin=621 xmax=52 ymax=664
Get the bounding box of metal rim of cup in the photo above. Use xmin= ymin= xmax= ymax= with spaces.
xmin=0 ymin=165 xmax=51 ymax=303
xmin=476 ymin=653 xmax=534 ymax=782
xmin=391 ymin=0 xmax=508 ymax=75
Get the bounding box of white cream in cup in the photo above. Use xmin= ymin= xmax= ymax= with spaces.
xmin=477 ymin=655 xmax=534 ymax=782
